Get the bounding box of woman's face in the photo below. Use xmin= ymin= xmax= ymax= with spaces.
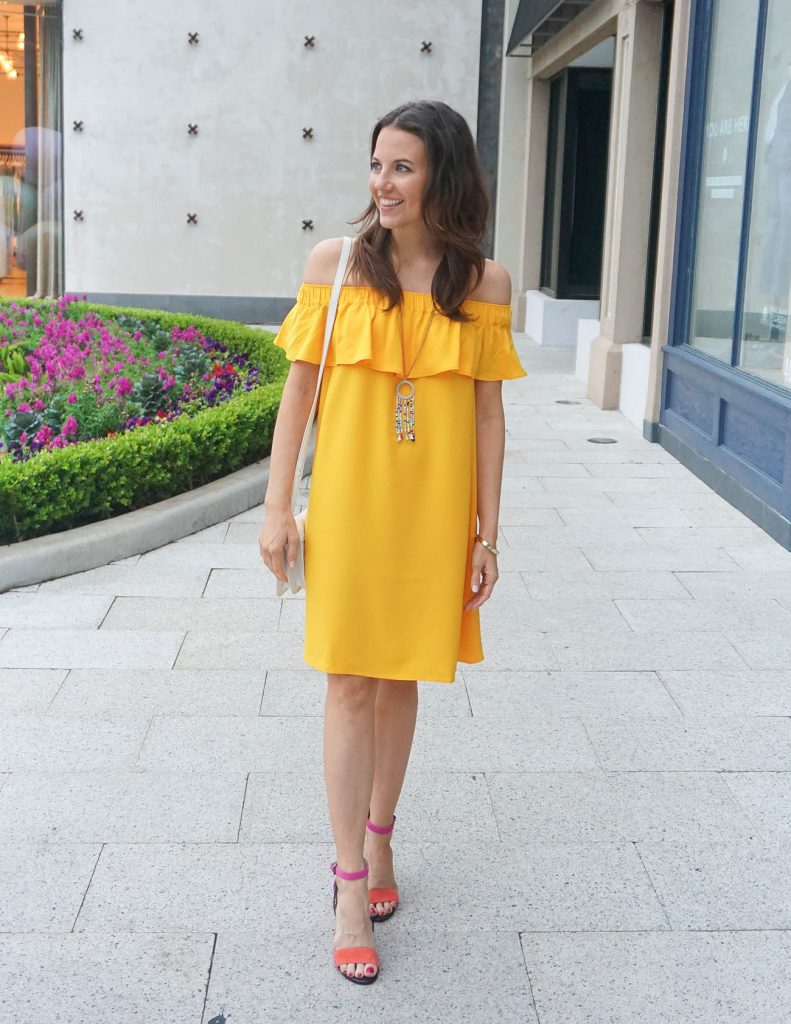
xmin=368 ymin=125 xmax=430 ymax=229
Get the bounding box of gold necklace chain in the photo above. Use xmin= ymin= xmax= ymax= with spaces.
xmin=398 ymin=302 xmax=436 ymax=380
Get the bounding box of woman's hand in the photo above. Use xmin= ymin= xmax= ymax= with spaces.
xmin=259 ymin=507 xmax=299 ymax=584
xmin=464 ymin=541 xmax=499 ymax=611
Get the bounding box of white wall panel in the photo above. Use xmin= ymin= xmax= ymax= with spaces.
xmin=62 ymin=0 xmax=483 ymax=298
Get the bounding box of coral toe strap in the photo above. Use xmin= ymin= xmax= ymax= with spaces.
xmin=333 ymin=946 xmax=380 ymax=967
xmin=368 ymin=887 xmax=399 ymax=903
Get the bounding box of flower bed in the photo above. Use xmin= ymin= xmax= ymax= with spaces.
xmin=0 ymin=296 xmax=288 ymax=543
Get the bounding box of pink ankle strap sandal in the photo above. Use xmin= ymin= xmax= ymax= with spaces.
xmin=366 ymin=811 xmax=399 ymax=922
xmin=330 ymin=857 xmax=380 ymax=984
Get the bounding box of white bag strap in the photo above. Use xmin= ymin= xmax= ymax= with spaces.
xmin=288 ymin=234 xmax=353 ymax=511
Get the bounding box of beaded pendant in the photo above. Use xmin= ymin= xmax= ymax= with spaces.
xmin=395 ymin=308 xmax=434 ymax=442
xmin=395 ymin=379 xmax=416 ymax=442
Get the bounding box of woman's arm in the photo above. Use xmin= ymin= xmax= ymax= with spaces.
xmin=474 ymin=379 xmax=505 ymax=544
xmin=263 ymin=367 xmax=319 ymax=513
xmin=260 ymin=239 xmax=342 ymax=581
xmin=465 ymin=260 xmax=512 ymax=610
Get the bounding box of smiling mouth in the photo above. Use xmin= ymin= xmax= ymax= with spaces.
xmin=379 ymin=199 xmax=404 ymax=208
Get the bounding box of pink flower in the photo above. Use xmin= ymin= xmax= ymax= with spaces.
xmin=67 ymin=392 xmax=77 ymax=404
xmin=62 ymin=416 xmax=78 ymax=437
xmin=114 ymin=376 xmax=132 ymax=396
xmin=17 ymin=401 xmax=32 ymax=413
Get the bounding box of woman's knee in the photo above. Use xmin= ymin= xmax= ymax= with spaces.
xmin=376 ymin=677 xmax=417 ymax=693
xmin=326 ymin=673 xmax=380 ymax=709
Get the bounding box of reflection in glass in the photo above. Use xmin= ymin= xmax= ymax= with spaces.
xmin=738 ymin=0 xmax=791 ymax=389
xmin=0 ymin=4 xmax=62 ymax=300
xmin=688 ymin=0 xmax=759 ymax=362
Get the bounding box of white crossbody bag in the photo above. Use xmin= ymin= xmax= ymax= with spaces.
xmin=274 ymin=235 xmax=353 ymax=596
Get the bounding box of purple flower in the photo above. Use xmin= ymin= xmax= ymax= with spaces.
xmin=67 ymin=392 xmax=77 ymax=404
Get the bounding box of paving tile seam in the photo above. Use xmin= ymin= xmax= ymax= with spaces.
xmin=69 ymin=843 xmax=104 ymax=934
xmin=200 ymin=932 xmax=220 ymax=1024
xmin=236 ymin=774 xmax=251 ymax=844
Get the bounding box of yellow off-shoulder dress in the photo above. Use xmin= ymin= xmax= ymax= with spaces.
xmin=273 ymin=283 xmax=527 ymax=683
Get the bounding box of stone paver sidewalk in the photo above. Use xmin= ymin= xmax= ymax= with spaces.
xmin=1 ymin=337 xmax=790 ymax=1023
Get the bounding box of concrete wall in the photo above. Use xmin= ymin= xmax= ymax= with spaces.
xmin=61 ymin=0 xmax=483 ymax=308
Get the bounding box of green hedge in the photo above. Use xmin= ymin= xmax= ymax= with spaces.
xmin=0 ymin=300 xmax=289 ymax=544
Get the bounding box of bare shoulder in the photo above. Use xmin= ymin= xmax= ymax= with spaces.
xmin=467 ymin=258 xmax=512 ymax=305
xmin=302 ymin=237 xmax=347 ymax=286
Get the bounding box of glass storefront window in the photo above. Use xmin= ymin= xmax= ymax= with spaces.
xmin=0 ymin=2 xmax=62 ymax=300
xmin=738 ymin=0 xmax=791 ymax=387
xmin=688 ymin=0 xmax=759 ymax=361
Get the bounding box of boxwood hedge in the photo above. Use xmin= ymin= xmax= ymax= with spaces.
xmin=0 ymin=299 xmax=289 ymax=544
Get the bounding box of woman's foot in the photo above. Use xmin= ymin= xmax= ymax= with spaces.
xmin=364 ymin=823 xmax=398 ymax=918
xmin=333 ymin=873 xmax=379 ymax=980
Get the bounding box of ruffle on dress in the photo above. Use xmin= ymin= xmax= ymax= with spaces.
xmin=272 ymin=283 xmax=527 ymax=381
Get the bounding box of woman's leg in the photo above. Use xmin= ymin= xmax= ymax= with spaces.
xmin=364 ymin=678 xmax=418 ymax=916
xmin=324 ymin=672 xmax=380 ymax=980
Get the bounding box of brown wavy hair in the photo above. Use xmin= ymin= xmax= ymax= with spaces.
xmin=347 ymin=100 xmax=491 ymax=323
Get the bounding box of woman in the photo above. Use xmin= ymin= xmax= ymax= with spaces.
xmin=259 ymin=100 xmax=527 ymax=984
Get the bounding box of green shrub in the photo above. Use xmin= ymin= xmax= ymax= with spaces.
xmin=0 ymin=300 xmax=289 ymax=543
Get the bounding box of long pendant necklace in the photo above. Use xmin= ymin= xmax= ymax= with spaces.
xmin=395 ymin=304 xmax=435 ymax=442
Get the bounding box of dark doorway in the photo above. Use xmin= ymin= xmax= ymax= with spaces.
xmin=540 ymin=66 xmax=612 ymax=300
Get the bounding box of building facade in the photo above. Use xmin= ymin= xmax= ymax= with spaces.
xmin=499 ymin=0 xmax=791 ymax=546
xmin=1 ymin=0 xmax=486 ymax=320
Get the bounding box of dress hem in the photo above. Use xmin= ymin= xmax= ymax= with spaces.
xmin=302 ymin=654 xmax=484 ymax=684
